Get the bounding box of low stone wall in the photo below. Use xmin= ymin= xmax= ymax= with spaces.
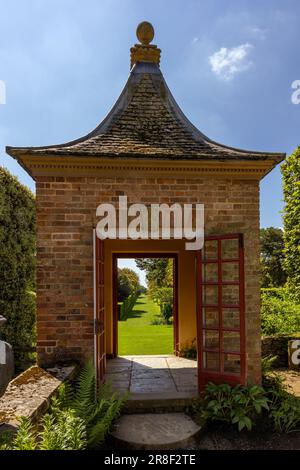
xmin=0 ymin=364 xmax=76 ymax=434
xmin=262 ymin=334 xmax=300 ymax=368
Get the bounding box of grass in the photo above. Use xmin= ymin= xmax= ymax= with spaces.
xmin=118 ymin=294 xmax=173 ymax=355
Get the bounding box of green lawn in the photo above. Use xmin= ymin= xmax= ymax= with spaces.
xmin=118 ymin=294 xmax=173 ymax=355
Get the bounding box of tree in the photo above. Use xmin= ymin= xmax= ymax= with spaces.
xmin=120 ymin=268 xmax=140 ymax=292
xmin=135 ymin=258 xmax=174 ymax=318
xmin=281 ymin=146 xmax=300 ymax=301
xmin=117 ymin=269 xmax=132 ymax=302
xmin=260 ymin=227 xmax=286 ymax=287
xmin=165 ymin=259 xmax=173 ymax=288
xmin=134 ymin=258 xmax=172 ymax=289
xmin=151 ymin=287 xmax=173 ymax=324
xmin=117 ymin=268 xmax=140 ymax=302
xmin=0 ymin=167 xmax=36 ymax=370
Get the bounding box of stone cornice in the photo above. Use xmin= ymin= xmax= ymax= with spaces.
xmin=13 ymin=155 xmax=280 ymax=180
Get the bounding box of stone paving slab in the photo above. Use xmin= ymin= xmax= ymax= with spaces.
xmin=131 ymin=384 xmax=177 ymax=393
xmin=106 ymin=355 xmax=198 ymax=398
xmin=131 ymin=369 xmax=171 ymax=379
xmin=111 ymin=412 xmax=201 ymax=449
xmin=107 ymin=362 xmax=132 ymax=368
xmin=132 ymin=358 xmax=168 ymax=369
xmin=166 ymin=356 xmax=197 ymax=369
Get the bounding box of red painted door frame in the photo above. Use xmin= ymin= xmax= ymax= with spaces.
xmin=94 ymin=232 xmax=106 ymax=384
xmin=112 ymin=253 xmax=179 ymax=358
xmin=196 ymin=233 xmax=246 ymax=391
xmin=95 ymin=235 xmax=246 ymax=392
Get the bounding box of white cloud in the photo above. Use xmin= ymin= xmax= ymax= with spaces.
xmin=248 ymin=26 xmax=268 ymax=40
xmin=209 ymin=43 xmax=253 ymax=80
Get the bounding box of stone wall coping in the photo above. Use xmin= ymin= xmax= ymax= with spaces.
xmin=0 ymin=364 xmax=76 ymax=433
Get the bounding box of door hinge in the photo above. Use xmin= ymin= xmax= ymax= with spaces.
xmin=94 ymin=318 xmax=103 ymax=334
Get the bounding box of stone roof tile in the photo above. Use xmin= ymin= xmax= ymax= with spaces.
xmin=6 ymin=55 xmax=285 ymax=164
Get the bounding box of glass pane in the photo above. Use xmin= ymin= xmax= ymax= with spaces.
xmin=203 ymin=285 xmax=218 ymax=305
xmin=203 ymin=330 xmax=219 ymax=350
xmin=223 ymin=354 xmax=240 ymax=374
xmin=221 ymin=238 xmax=239 ymax=260
xmin=203 ymin=240 xmax=218 ymax=260
xmin=203 ymin=307 xmax=219 ymax=328
xmin=223 ymin=308 xmax=240 ymax=329
xmin=222 ymin=285 xmax=239 ymax=305
xmin=223 ymin=332 xmax=240 ymax=352
xmin=222 ymin=262 xmax=239 ymax=282
xmin=203 ymin=352 xmax=219 ymax=371
xmin=203 ymin=263 xmax=218 ymax=282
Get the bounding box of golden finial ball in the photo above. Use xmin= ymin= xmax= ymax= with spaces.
xmin=136 ymin=21 xmax=154 ymax=45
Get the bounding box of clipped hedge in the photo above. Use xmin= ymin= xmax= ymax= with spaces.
xmin=281 ymin=146 xmax=300 ymax=302
xmin=0 ymin=167 xmax=36 ymax=370
xmin=119 ymin=292 xmax=139 ymax=321
xmin=261 ymin=288 xmax=300 ymax=336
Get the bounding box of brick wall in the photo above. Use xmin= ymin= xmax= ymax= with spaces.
xmin=36 ymin=174 xmax=261 ymax=383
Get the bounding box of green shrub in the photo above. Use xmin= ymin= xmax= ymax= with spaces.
xmin=206 ymin=383 xmax=269 ymax=431
xmin=262 ymin=364 xmax=300 ymax=433
xmin=270 ymin=395 xmax=300 ymax=433
xmin=150 ymin=316 xmax=166 ymax=325
xmin=151 ymin=287 xmax=173 ymax=324
xmin=261 ymin=288 xmax=300 ymax=335
xmin=192 ymin=382 xmax=269 ymax=432
xmin=0 ymin=168 xmax=36 ymax=371
xmin=10 ymin=417 xmax=36 ymax=450
xmin=0 ymin=412 xmax=87 ymax=451
xmin=2 ymin=291 xmax=36 ymax=369
xmin=190 ymin=365 xmax=300 ymax=434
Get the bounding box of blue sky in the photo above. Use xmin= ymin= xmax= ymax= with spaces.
xmin=118 ymin=259 xmax=147 ymax=287
xmin=1 ymin=0 xmax=299 ymax=229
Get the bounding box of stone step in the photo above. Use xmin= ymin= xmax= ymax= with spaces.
xmin=123 ymin=392 xmax=197 ymax=414
xmin=110 ymin=412 xmax=201 ymax=450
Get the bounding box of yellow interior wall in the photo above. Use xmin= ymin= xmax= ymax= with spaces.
xmin=104 ymin=239 xmax=197 ymax=356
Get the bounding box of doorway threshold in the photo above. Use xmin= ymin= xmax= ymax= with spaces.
xmin=106 ymin=355 xmax=198 ymax=411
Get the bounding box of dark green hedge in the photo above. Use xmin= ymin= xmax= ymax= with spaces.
xmin=0 ymin=167 xmax=36 ymax=370
xmin=282 ymin=146 xmax=300 ymax=301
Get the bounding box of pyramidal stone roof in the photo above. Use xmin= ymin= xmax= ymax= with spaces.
xmin=6 ymin=22 xmax=285 ymax=167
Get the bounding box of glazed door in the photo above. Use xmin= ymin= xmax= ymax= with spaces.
xmin=93 ymin=230 xmax=106 ymax=384
xmin=196 ymin=234 xmax=246 ymax=391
